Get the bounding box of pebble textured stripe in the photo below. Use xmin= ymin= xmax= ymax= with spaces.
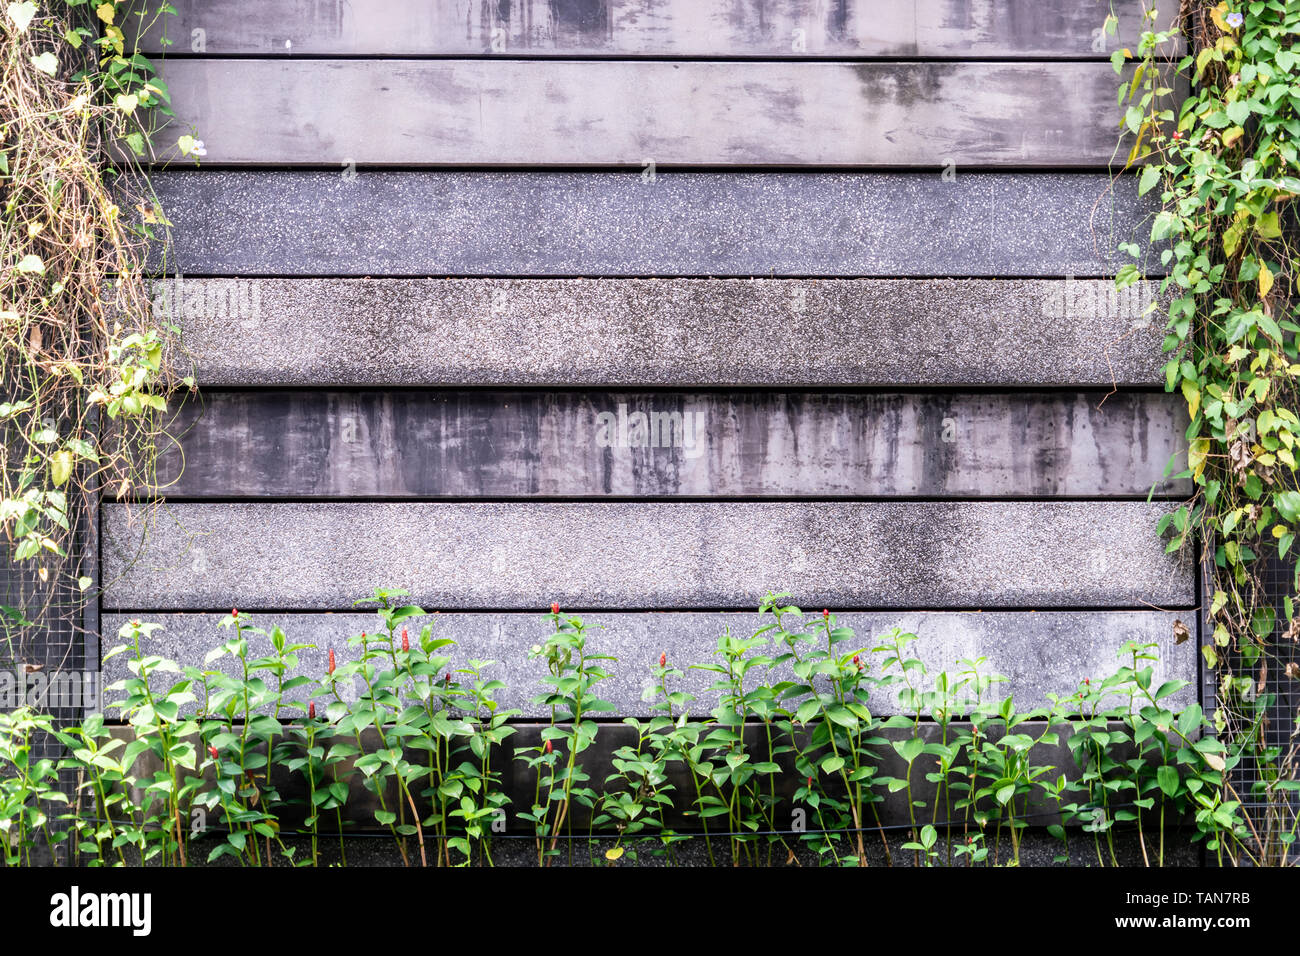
xmin=147 ymin=172 xmax=1161 ymax=277
xmin=161 ymin=277 xmax=1167 ymax=387
xmin=102 ymin=501 xmax=1194 ymax=611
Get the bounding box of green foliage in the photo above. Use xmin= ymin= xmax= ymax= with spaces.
xmin=0 ymin=591 xmax=1270 ymax=867
xmin=1116 ymin=1 xmax=1300 ymax=865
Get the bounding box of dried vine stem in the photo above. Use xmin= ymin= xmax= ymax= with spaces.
xmin=1 ymin=2 xmax=187 ymax=665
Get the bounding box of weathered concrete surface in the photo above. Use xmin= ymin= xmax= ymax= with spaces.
xmin=158 ymin=277 xmax=1168 ymax=387
xmin=150 ymin=59 xmax=1169 ymax=167
xmin=128 ymin=0 xmax=1182 ymax=57
xmin=101 ymin=609 xmax=1197 ymax=716
xmin=159 ymin=390 xmax=1189 ymax=498
xmin=146 ymin=172 xmax=1161 ymax=277
xmin=101 ymin=501 xmax=1194 ymax=610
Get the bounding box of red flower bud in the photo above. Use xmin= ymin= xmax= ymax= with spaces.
xmin=231 ymin=608 xmax=238 ymax=619
xmin=208 ymin=744 xmax=218 ymax=761
xmin=659 ymin=652 xmax=667 ymax=668
xmin=544 ymin=739 xmax=553 ymax=754
xmin=1171 ymin=130 xmax=1183 ymax=140
xmin=853 ymin=655 xmax=861 ymax=667
xmin=551 ymin=602 xmax=560 ymax=615
xmin=806 ymin=776 xmax=813 ymax=788
xmin=308 ymin=702 xmax=316 ymax=719
xmin=328 ymin=649 xmax=336 ymax=675
xmin=823 ymin=609 xmax=829 ymax=619
xmin=401 ymin=627 xmax=409 ymax=652
xmin=1084 ymin=678 xmax=1091 ymax=686
xmin=445 ymin=672 xmax=452 ymax=685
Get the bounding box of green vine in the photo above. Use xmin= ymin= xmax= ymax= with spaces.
xmin=1117 ymin=0 xmax=1300 ymax=864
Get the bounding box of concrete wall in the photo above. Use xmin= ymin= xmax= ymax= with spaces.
xmin=105 ymin=2 xmax=1196 ymax=779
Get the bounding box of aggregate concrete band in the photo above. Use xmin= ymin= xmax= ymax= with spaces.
xmin=102 ymin=501 xmax=1194 ymax=611
xmin=158 ymin=277 xmax=1167 ymax=387
xmin=146 ymin=172 xmax=1161 ymax=277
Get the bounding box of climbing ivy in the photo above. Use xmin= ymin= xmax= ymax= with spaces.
xmin=1117 ymin=0 xmax=1300 ymax=863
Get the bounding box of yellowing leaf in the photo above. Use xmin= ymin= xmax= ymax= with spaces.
xmin=1189 ymin=438 xmax=1211 ymax=480
xmin=1257 ymin=211 xmax=1282 ymax=239
xmin=1196 ymin=47 xmax=1216 ymax=78
xmin=1203 ymin=751 xmax=1226 ymax=772
xmin=1222 ymin=125 xmax=1244 ymax=147
xmin=50 ymin=449 xmax=73 ymax=487
xmin=1260 ymin=261 xmax=1275 ymax=298
xmin=1223 ymin=212 xmax=1248 ymax=257
xmin=16 ymin=254 xmax=45 ymax=274
xmin=114 ymin=93 xmax=137 ymax=113
xmin=604 ymin=847 xmax=624 ymax=861
xmin=1181 ymin=379 xmax=1201 ymax=420
xmin=95 ymin=2 xmax=114 ymax=24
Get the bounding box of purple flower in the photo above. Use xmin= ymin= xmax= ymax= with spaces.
xmin=1225 ymin=11 xmax=1244 ymax=28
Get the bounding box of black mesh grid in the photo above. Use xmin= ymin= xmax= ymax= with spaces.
xmin=1209 ymin=550 xmax=1300 ymax=835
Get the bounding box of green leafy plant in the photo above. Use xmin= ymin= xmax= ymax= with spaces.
xmin=516 ymin=605 xmax=616 ymax=866
xmin=1115 ymin=0 xmax=1300 ymax=865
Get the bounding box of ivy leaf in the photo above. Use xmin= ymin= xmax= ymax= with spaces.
xmin=1150 ymin=210 xmax=1181 ymax=241
xmin=95 ymin=2 xmax=114 ymax=24
xmin=1256 ymin=211 xmax=1282 ymax=239
xmin=1275 ymin=491 xmax=1300 ymax=523
xmin=6 ymin=1 xmax=36 ymax=33
xmin=114 ymin=93 xmax=138 ymax=113
xmin=50 ymin=449 xmax=73 ymax=487
xmin=30 ymin=51 xmax=57 ymax=76
xmin=1222 ymin=213 xmax=1248 ymax=257
xmin=1124 ymin=105 xmax=1144 ymax=134
xmin=1225 ymin=100 xmax=1252 ymax=125
xmin=1259 ymin=261 xmax=1275 ymax=298
xmin=1138 ymin=165 xmax=1162 ymax=196
xmin=1189 ymin=439 xmax=1211 ymax=480
xmin=1181 ymin=379 xmax=1200 ymax=420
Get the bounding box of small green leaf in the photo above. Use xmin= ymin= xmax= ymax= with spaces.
xmin=1138 ymin=165 xmax=1161 ymax=196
